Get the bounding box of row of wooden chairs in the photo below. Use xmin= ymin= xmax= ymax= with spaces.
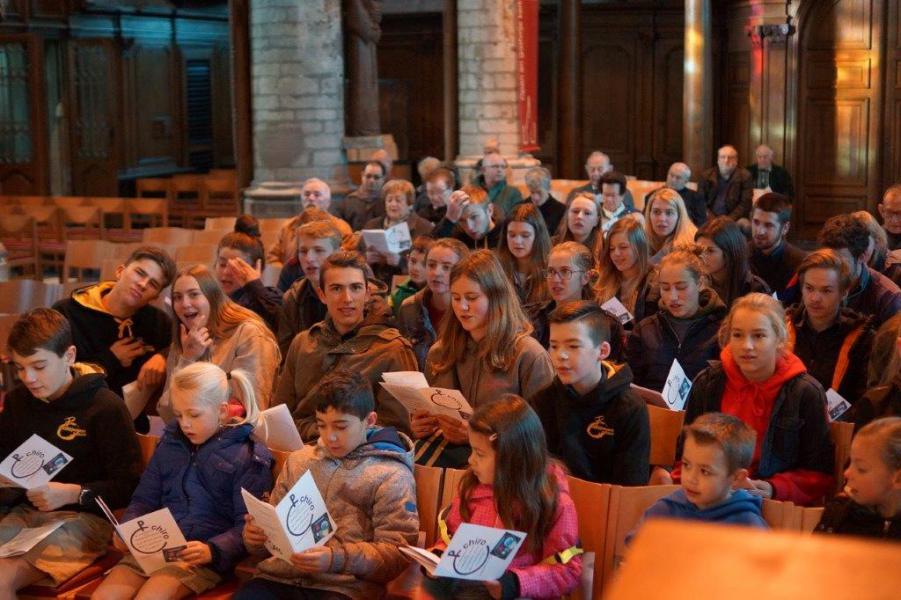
xmin=136 ymin=171 xmax=240 ymax=229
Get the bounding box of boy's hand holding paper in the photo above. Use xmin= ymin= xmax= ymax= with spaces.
xmin=0 ymin=434 xmax=72 ymax=490
xmin=241 ymin=471 xmax=336 ymax=563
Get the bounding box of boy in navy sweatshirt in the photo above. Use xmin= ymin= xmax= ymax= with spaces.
xmin=627 ymin=413 xmax=767 ymax=545
xmin=0 ymin=308 xmax=142 ymax=594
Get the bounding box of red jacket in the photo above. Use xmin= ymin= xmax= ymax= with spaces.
xmin=438 ymin=465 xmax=582 ymax=599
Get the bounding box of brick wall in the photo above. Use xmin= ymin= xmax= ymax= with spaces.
xmin=250 ymin=0 xmax=348 ymax=183
xmin=457 ymin=0 xmax=521 ymax=157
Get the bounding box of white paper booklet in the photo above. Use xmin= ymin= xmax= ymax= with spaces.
xmin=0 ymin=521 xmax=65 ymax=558
xmin=825 ymin=388 xmax=852 ymax=422
xmin=362 ymin=221 xmax=412 ymax=255
xmin=241 ymin=470 xmax=336 ymax=563
xmin=600 ymin=297 xmax=634 ymax=325
xmin=0 ymin=434 xmax=73 ymax=489
xmin=661 ymin=359 xmax=692 ymax=411
xmin=380 ymin=372 xmax=474 ymax=420
xmin=254 ymin=404 xmax=304 ymax=452
xmin=96 ymin=497 xmax=188 ymax=576
xmin=400 ymin=523 xmax=526 ymax=581
xmin=122 ymin=381 xmax=153 ymax=420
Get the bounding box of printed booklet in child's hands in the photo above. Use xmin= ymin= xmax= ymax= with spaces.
xmin=241 ymin=470 xmax=336 ymax=562
xmin=400 ymin=523 xmax=526 ymax=581
xmin=96 ymin=496 xmax=188 ymax=575
xmin=380 ymin=372 xmax=474 ymax=420
xmin=0 ymin=434 xmax=72 ymax=489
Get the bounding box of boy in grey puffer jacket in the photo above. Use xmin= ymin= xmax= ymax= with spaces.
xmin=237 ymin=370 xmax=419 ymax=600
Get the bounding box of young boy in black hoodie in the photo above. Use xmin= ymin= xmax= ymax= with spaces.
xmin=530 ymin=300 xmax=650 ymax=485
xmin=0 ymin=308 xmax=142 ymax=595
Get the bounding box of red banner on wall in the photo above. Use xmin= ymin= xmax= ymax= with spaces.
xmin=516 ymin=0 xmax=539 ymax=153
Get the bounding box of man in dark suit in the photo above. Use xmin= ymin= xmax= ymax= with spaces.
xmin=699 ymin=144 xmax=754 ymax=225
xmin=747 ymin=144 xmax=795 ymax=198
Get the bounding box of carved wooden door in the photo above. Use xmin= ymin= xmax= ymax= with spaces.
xmin=0 ymin=33 xmax=48 ymax=194
xmin=797 ymin=0 xmax=884 ymax=237
xmin=68 ymin=39 xmax=121 ymax=196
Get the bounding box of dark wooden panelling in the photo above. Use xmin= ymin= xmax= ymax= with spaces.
xmin=579 ymin=6 xmax=684 ymax=180
xmin=797 ymin=0 xmax=883 ymax=237
xmin=377 ymin=13 xmax=444 ymax=163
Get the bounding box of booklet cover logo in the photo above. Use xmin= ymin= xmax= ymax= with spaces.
xmin=130 ymin=520 xmax=173 ymax=554
xmin=10 ymin=450 xmax=47 ymax=479
xmin=285 ymin=493 xmax=316 ymax=536
xmin=448 ymin=538 xmax=490 ymax=576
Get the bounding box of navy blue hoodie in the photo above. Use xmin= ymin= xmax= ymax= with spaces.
xmin=626 ymin=488 xmax=767 ymax=545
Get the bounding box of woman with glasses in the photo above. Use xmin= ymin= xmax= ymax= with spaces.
xmin=497 ymin=203 xmax=552 ymax=305
xmin=695 ymin=216 xmax=770 ymax=308
xmin=553 ymin=191 xmax=604 ymax=259
xmin=594 ymin=216 xmax=655 ymax=325
xmin=528 ymin=242 xmax=626 ymax=359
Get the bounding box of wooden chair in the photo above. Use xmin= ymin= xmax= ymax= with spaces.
xmin=192 ymin=228 xmax=229 ymax=245
xmin=126 ymin=198 xmax=169 ymax=229
xmin=60 ymin=206 xmax=105 ymax=241
xmin=550 ymin=179 xmax=589 ymax=203
xmin=0 ymin=313 xmax=20 ymax=357
xmin=0 ymin=280 xmax=60 ymax=314
xmin=62 ymin=240 xmax=116 ymax=283
xmin=203 ymin=177 xmax=240 ymax=217
xmin=601 ymin=484 xmax=680 ymax=585
xmin=829 ymin=421 xmax=854 ymax=496
xmin=137 ymin=434 xmax=160 ymax=468
xmin=762 ymin=498 xmax=800 ymax=531
xmin=566 ymin=476 xmax=613 ymax=600
xmin=0 ymin=214 xmax=39 ymax=278
xmin=51 ymin=196 xmax=89 ymax=209
xmin=135 ymin=177 xmax=171 ymax=201
xmin=270 ymin=448 xmax=291 ymax=480
xmin=175 ymin=244 xmax=218 ymax=266
xmin=438 ymin=468 xmax=468 ymax=516
xmin=413 ymin=464 xmax=444 ymax=548
xmin=21 ymin=205 xmax=64 ymax=276
xmin=7 ymin=195 xmax=50 ymax=207
xmin=87 ymin=197 xmax=129 ymax=238
xmin=170 ymin=175 xmax=205 ymax=228
xmin=142 ymin=227 xmax=195 ymax=246
xmin=205 ymin=216 xmax=237 ymax=231
xmin=647 ymin=405 xmax=685 ymax=468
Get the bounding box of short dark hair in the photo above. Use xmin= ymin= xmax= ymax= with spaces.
xmin=234 ymin=214 xmax=261 ymax=238
xmin=125 ymin=246 xmax=177 ymax=289
xmin=818 ymin=214 xmax=871 ymax=260
xmin=548 ymin=300 xmax=611 ymax=347
xmin=218 ymin=232 xmax=265 ymax=269
xmin=318 ymin=250 xmax=370 ymax=289
xmin=753 ymin=193 xmax=792 ymax=224
xmin=600 ymin=171 xmax=628 ymax=196
xmin=365 ymin=160 xmax=386 ymax=177
xmin=312 ymin=369 xmax=374 ymax=420
xmin=684 ymin=412 xmax=756 ymax=474
xmin=9 ymin=308 xmax=73 ymax=358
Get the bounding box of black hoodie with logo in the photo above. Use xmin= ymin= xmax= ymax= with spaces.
xmin=530 ymin=362 xmax=650 ymax=485
xmin=0 ymin=367 xmax=142 ymax=512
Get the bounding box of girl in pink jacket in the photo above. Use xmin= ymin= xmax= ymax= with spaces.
xmin=434 ymin=395 xmax=582 ymax=599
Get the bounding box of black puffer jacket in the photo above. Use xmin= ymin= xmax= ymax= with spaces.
xmin=626 ymin=288 xmax=727 ymax=391
xmin=815 ymin=496 xmax=901 ymax=540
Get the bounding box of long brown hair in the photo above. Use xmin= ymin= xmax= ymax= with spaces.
xmin=594 ymin=216 xmax=650 ymax=307
xmin=554 ymin=191 xmax=603 ymax=258
xmin=170 ymin=265 xmax=276 ymax=353
xmin=497 ymin=203 xmax=552 ymax=305
xmin=430 ymin=250 xmax=532 ymax=372
xmin=459 ymin=395 xmax=559 ymax=556
xmin=695 ymin=217 xmax=751 ymax=307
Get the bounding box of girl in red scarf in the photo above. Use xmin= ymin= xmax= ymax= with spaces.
xmin=681 ymin=292 xmax=835 ymax=506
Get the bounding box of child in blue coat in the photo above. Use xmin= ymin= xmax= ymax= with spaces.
xmin=92 ymin=364 xmax=273 ymax=599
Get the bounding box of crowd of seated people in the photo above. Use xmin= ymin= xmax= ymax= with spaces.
xmin=1 ymin=148 xmax=900 ymax=600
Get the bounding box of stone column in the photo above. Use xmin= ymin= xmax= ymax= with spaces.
xmin=443 ymin=0 xmax=459 ymax=163
xmin=456 ymin=0 xmax=538 ymax=183
xmin=250 ymin=0 xmax=347 ymax=186
xmin=683 ymin=0 xmax=713 ymax=180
